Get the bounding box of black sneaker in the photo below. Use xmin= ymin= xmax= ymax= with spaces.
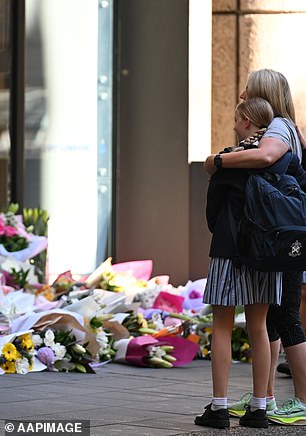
xmin=194 ymin=403 xmax=230 ymax=428
xmin=239 ymin=406 xmax=268 ymax=428
xmin=277 ymin=362 xmax=292 ymax=377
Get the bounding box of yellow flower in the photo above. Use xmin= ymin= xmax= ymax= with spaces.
xmin=22 ymin=339 xmax=34 ymax=351
xmin=0 ymin=361 xmax=16 ymax=373
xmin=19 ymin=333 xmax=31 ymax=342
xmin=204 ymin=327 xmax=213 ymax=334
xmin=240 ymin=342 xmax=250 ymax=352
xmin=2 ymin=343 xmax=18 ymax=361
xmin=19 ymin=334 xmax=34 ymax=351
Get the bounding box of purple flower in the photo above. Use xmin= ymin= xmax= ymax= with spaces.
xmin=37 ymin=346 xmax=55 ymax=367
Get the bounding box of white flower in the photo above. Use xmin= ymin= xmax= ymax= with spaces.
xmin=147 ymin=345 xmax=166 ymax=359
xmin=95 ymin=329 xmax=110 ymax=353
xmin=15 ymin=357 xmax=30 ymax=374
xmin=152 ymin=312 xmax=164 ymax=330
xmin=52 ymin=343 xmax=66 ymax=359
xmin=44 ymin=329 xmax=55 ymax=347
xmin=71 ymin=344 xmax=86 ymax=354
xmin=96 ymin=330 xmax=108 ymax=344
xmin=32 ymin=334 xmax=43 ymax=347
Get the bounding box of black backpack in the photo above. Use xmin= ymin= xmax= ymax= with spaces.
xmin=235 ymin=157 xmax=306 ymax=272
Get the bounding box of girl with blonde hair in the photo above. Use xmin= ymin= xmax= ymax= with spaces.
xmin=196 ymin=69 xmax=306 ymax=428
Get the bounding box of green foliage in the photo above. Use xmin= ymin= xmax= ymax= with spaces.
xmin=0 ymin=235 xmax=28 ymax=252
xmin=9 ymin=268 xmax=30 ymax=288
xmin=23 ymin=207 xmax=49 ymax=283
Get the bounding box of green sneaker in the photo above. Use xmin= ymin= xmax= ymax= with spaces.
xmin=268 ymin=397 xmax=306 ymax=425
xmin=228 ymin=393 xmax=252 ymax=417
xmin=228 ymin=393 xmax=277 ymax=417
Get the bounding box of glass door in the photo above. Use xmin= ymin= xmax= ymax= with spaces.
xmin=24 ymin=0 xmax=114 ymax=281
xmin=0 ymin=0 xmax=11 ymax=209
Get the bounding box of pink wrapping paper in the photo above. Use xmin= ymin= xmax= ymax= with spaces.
xmin=153 ymin=291 xmax=184 ymax=313
xmin=125 ymin=336 xmax=159 ymax=366
xmin=125 ymin=335 xmax=199 ymax=367
xmin=159 ymin=336 xmax=199 ymax=366
xmin=112 ymin=260 xmax=153 ymax=281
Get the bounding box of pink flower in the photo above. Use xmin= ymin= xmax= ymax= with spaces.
xmin=4 ymin=226 xmax=18 ymax=237
xmin=0 ymin=217 xmax=6 ymax=236
xmin=189 ymin=289 xmax=202 ymax=299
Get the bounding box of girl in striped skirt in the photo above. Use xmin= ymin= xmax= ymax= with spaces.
xmin=195 ymin=96 xmax=282 ymax=429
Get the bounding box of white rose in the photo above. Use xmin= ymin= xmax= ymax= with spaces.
xmin=52 ymin=343 xmax=66 ymax=359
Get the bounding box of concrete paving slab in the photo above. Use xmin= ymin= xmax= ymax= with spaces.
xmin=0 ymin=358 xmax=303 ymax=435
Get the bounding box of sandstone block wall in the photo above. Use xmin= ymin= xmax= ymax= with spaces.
xmin=212 ymin=0 xmax=306 ymax=152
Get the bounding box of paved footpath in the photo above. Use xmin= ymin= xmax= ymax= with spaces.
xmin=0 ymin=357 xmax=304 ymax=435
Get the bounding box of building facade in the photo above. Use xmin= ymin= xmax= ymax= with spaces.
xmin=1 ymin=0 xmax=306 ymax=285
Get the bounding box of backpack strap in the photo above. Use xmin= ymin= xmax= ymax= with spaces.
xmin=246 ymin=150 xmax=293 ymax=178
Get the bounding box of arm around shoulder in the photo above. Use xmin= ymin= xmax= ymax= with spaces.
xmin=205 ymin=137 xmax=288 ymax=171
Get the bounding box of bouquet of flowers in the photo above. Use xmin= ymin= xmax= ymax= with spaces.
xmin=195 ymin=322 xmax=252 ymax=362
xmin=89 ymin=314 xmax=117 ymax=362
xmin=113 ymin=335 xmax=199 ymax=368
xmin=22 ymin=207 xmax=49 ymax=283
xmin=0 ymin=206 xmax=30 ymax=253
xmin=86 ymin=258 xmax=148 ymax=296
xmin=0 ymin=204 xmax=48 ymax=286
xmin=94 ymin=327 xmax=116 ymax=363
xmin=0 ymin=331 xmax=35 ymax=374
xmin=34 ymin=328 xmax=94 ymax=373
xmin=121 ymin=310 xmax=157 ymax=337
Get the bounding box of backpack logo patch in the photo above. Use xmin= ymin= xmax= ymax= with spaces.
xmin=289 ymin=240 xmax=302 ymax=258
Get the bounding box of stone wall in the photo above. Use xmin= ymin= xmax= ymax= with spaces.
xmin=212 ymin=0 xmax=306 ymax=152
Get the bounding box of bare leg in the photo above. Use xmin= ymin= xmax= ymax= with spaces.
xmin=245 ymin=304 xmax=270 ymax=398
xmin=211 ymin=305 xmax=235 ymax=397
xmin=285 ymin=343 xmax=306 ymax=403
xmin=300 ymin=284 xmax=306 ymax=334
xmin=267 ymin=339 xmax=281 ymax=397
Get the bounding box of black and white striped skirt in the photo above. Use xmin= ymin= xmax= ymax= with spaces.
xmin=203 ymin=258 xmax=282 ymax=306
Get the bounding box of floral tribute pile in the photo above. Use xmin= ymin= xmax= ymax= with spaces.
xmin=0 ymin=205 xmax=251 ymax=375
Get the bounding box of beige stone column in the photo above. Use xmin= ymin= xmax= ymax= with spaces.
xmin=212 ymin=0 xmax=306 ymax=152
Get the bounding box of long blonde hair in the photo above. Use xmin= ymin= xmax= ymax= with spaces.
xmin=246 ymin=69 xmax=296 ymax=123
xmin=236 ymin=97 xmax=274 ymax=129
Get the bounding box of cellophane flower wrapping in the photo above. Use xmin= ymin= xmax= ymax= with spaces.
xmin=10 ymin=309 xmax=100 ymax=359
xmin=0 ymin=206 xmax=49 ymax=286
xmin=33 ymin=328 xmax=95 ymax=373
xmin=86 ymin=258 xmax=151 ymax=292
xmin=113 ymin=335 xmax=199 ymax=368
xmin=0 ymin=330 xmax=41 ymax=374
xmin=152 ymin=291 xmax=185 ymax=313
xmin=0 ymin=211 xmax=47 ymax=263
xmin=179 ymin=279 xmax=210 ymax=313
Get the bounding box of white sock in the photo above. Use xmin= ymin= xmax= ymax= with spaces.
xmin=266 ymin=395 xmax=275 ymax=402
xmin=211 ymin=397 xmax=227 ymax=411
xmin=250 ymin=396 xmax=266 ymax=411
